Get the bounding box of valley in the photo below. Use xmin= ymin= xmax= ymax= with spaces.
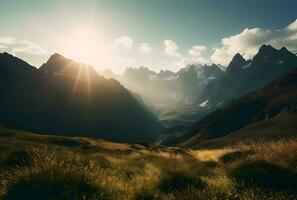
xmin=1 ymin=2 xmax=297 ymax=198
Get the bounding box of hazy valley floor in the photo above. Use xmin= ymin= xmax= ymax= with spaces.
xmin=0 ymin=125 xmax=297 ymax=200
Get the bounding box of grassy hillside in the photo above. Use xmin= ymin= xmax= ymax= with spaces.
xmin=0 ymin=125 xmax=297 ymax=200
xmin=193 ymin=113 xmax=297 ymax=149
xmin=165 ymin=68 xmax=297 ymax=147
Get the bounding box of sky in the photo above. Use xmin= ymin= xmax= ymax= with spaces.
xmin=0 ymin=0 xmax=297 ymax=73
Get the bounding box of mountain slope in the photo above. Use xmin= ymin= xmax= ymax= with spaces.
xmin=198 ymin=45 xmax=297 ymax=107
xmin=0 ymin=52 xmax=162 ymax=142
xmin=39 ymin=53 xmax=99 ymax=81
xmin=195 ymin=113 xmax=297 ymax=149
xmin=177 ymin=68 xmax=297 ymax=147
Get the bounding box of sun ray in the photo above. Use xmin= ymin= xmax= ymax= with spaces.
xmin=86 ymin=64 xmax=92 ymax=104
xmin=58 ymin=61 xmax=73 ymax=74
xmin=72 ymin=64 xmax=83 ymax=94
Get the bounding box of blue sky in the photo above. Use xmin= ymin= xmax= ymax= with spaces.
xmin=0 ymin=0 xmax=297 ymax=72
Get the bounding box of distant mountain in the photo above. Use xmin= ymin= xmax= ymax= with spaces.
xmin=197 ymin=45 xmax=297 ymax=107
xmin=0 ymin=53 xmax=162 ymax=142
xmin=226 ymin=53 xmax=250 ymax=74
xmin=172 ymin=67 xmax=297 ymax=148
xmin=121 ymin=66 xmax=176 ymax=105
xmin=158 ymin=69 xmax=176 ymax=80
xmin=120 ymin=64 xmax=224 ymax=105
xmin=176 ymin=64 xmax=224 ymax=104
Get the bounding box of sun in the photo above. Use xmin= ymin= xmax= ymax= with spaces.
xmin=64 ymin=29 xmax=98 ymax=64
xmin=60 ymin=28 xmax=111 ymax=68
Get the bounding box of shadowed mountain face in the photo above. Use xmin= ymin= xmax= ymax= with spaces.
xmin=226 ymin=53 xmax=250 ymax=74
xmin=197 ymin=45 xmax=297 ymax=107
xmin=177 ymin=68 xmax=297 ymax=148
xmin=40 ymin=53 xmax=101 ymax=82
xmin=0 ymin=53 xmax=162 ymax=142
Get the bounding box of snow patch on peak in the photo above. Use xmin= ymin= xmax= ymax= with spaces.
xmin=199 ymin=100 xmax=209 ymax=107
xmin=207 ymin=76 xmax=216 ymax=80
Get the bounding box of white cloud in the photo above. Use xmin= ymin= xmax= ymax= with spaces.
xmin=163 ymin=41 xmax=209 ymax=70
xmin=114 ymin=36 xmax=134 ymax=49
xmin=286 ymin=19 xmax=297 ymax=31
xmin=0 ymin=36 xmax=47 ymax=55
xmin=0 ymin=36 xmax=15 ymax=45
xmin=164 ymin=40 xmax=182 ymax=57
xmin=211 ymin=19 xmax=297 ymax=66
xmin=162 ymin=55 xmax=210 ymax=71
xmin=13 ymin=40 xmax=47 ymax=55
xmin=174 ymin=56 xmax=210 ymax=68
xmin=188 ymin=45 xmax=206 ymax=56
xmin=139 ymin=43 xmax=152 ymax=53
xmin=0 ymin=35 xmax=48 ymax=67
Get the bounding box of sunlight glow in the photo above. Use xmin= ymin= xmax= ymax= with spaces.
xmin=60 ymin=27 xmax=112 ymax=69
xmin=65 ymin=30 xmax=100 ymax=62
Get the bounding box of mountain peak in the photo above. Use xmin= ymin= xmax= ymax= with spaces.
xmin=0 ymin=52 xmax=36 ymax=76
xmin=49 ymin=53 xmax=64 ymax=59
xmin=40 ymin=53 xmax=100 ymax=81
xmin=234 ymin=52 xmax=244 ymax=59
xmin=258 ymin=44 xmax=278 ymax=55
xmin=279 ymin=46 xmax=295 ymax=57
xmin=46 ymin=53 xmax=70 ymax=64
xmin=253 ymin=45 xmax=296 ymax=65
xmin=226 ymin=53 xmax=247 ymax=73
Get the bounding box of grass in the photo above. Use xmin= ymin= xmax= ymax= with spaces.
xmin=0 ymin=125 xmax=297 ymax=200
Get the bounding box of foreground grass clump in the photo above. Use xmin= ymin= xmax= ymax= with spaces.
xmin=231 ymin=161 xmax=297 ymax=193
xmin=0 ymin=126 xmax=296 ymax=200
xmin=158 ymin=171 xmax=206 ymax=193
xmin=4 ymin=169 xmax=108 ymax=200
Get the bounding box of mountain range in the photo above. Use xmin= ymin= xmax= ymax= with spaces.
xmin=0 ymin=52 xmax=162 ymax=142
xmin=103 ymin=45 xmax=297 ymax=111
xmin=197 ymin=45 xmax=297 ymax=107
xmin=101 ymin=63 xmax=224 ymax=105
xmin=161 ymin=66 xmax=297 ymax=148
xmin=1 ymin=44 xmax=296 ymax=147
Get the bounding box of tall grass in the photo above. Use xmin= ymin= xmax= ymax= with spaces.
xmin=0 ymin=133 xmax=296 ymax=200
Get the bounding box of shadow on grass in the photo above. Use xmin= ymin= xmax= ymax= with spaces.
xmin=220 ymin=150 xmax=254 ymax=163
xmin=133 ymin=191 xmax=159 ymax=200
xmin=2 ymin=149 xmax=33 ymax=168
xmin=231 ymin=161 xmax=297 ymax=193
xmin=158 ymin=171 xmax=206 ymax=193
xmin=49 ymin=138 xmax=82 ymax=147
xmin=201 ymin=161 xmax=219 ymax=169
xmin=3 ymin=169 xmax=110 ymax=200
